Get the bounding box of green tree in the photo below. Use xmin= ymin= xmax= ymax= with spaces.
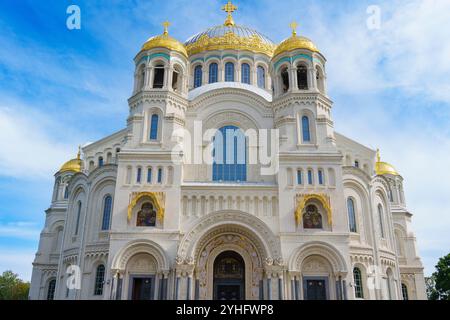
xmin=429 ymin=253 xmax=450 ymax=300
xmin=0 ymin=270 xmax=30 ymax=300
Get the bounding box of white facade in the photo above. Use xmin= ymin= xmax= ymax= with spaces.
xmin=29 ymin=12 xmax=426 ymax=300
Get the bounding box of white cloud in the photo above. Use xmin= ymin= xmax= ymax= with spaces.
xmin=0 ymin=221 xmax=41 ymax=241
xmin=0 ymin=104 xmax=78 ymax=179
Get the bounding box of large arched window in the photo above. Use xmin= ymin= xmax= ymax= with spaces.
xmin=281 ymin=67 xmax=289 ymax=93
xmin=225 ymin=62 xmax=235 ymax=82
xmin=149 ymin=114 xmax=159 ymax=140
xmin=194 ymin=65 xmax=202 ymax=88
xmin=153 ymin=65 xmax=164 ymax=88
xmin=378 ymin=204 xmax=385 ymax=238
xmin=74 ymin=201 xmax=82 ymax=236
xmin=212 ymin=126 xmax=246 ymax=182
xmin=241 ymin=63 xmax=250 ymax=84
xmin=209 ymin=63 xmax=218 ymax=83
xmin=101 ymin=195 xmax=112 ymax=231
xmin=98 ymin=156 xmax=104 ymax=167
xmin=47 ymin=279 xmax=56 ymax=300
xmin=302 ymin=115 xmax=311 ymax=142
xmin=297 ymin=65 xmax=308 ymax=90
xmin=94 ymin=265 xmax=105 ymax=295
xmin=303 ymin=204 xmax=322 ymax=229
xmin=257 ymin=66 xmax=265 ymax=89
xmin=353 ymin=267 xmax=364 ymax=298
xmin=347 ymin=198 xmax=357 ymax=233
xmin=401 ymin=283 xmax=409 ymax=300
xmin=136 ymin=202 xmax=157 ymax=227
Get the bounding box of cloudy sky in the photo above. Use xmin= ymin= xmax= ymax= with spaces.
xmin=0 ymin=0 xmax=449 ymax=281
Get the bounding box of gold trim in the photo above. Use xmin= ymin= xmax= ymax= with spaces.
xmin=127 ymin=192 xmax=165 ymax=223
xmin=140 ymin=22 xmax=188 ymax=57
xmin=294 ymin=193 xmax=332 ymax=227
xmin=375 ymin=149 xmax=399 ymax=176
xmin=186 ymin=31 xmax=276 ymax=56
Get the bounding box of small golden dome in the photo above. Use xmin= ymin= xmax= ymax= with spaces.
xmin=141 ymin=21 xmax=188 ymax=57
xmin=273 ymin=22 xmax=320 ymax=57
xmin=375 ymin=149 xmax=399 ymax=176
xmin=59 ymin=150 xmax=82 ymax=173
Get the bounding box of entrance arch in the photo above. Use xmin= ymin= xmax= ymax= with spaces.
xmin=213 ymin=251 xmax=245 ymax=300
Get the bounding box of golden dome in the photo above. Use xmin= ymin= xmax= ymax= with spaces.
xmin=141 ymin=21 xmax=188 ymax=57
xmin=375 ymin=149 xmax=399 ymax=176
xmin=273 ymin=22 xmax=320 ymax=57
xmin=184 ymin=2 xmax=276 ymax=56
xmin=59 ymin=150 xmax=82 ymax=173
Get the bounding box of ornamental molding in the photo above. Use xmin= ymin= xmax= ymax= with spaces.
xmin=189 ymin=87 xmax=272 ymax=110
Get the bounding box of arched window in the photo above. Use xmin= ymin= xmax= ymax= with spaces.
xmin=136 ymin=167 xmax=142 ymax=183
xmin=347 ymin=198 xmax=357 ymax=233
xmin=212 ymin=126 xmax=246 ymax=182
xmin=354 ymin=160 xmax=359 ymax=168
xmin=302 ymin=115 xmax=311 ymax=142
xmin=307 ymin=169 xmax=313 ymax=185
xmin=225 ymin=62 xmax=235 ymax=82
xmin=353 ymin=267 xmax=364 ymax=298
xmin=303 ymin=204 xmax=322 ymax=229
xmin=74 ymin=201 xmax=82 ymax=236
xmin=94 ymin=265 xmax=105 ymax=295
xmin=316 ymin=67 xmax=325 ymax=93
xmin=209 ymin=63 xmax=218 ymax=83
xmin=297 ymin=65 xmax=308 ymax=90
xmin=98 ymin=157 xmax=104 ymax=167
xmin=153 ymin=65 xmax=164 ymax=88
xmin=101 ymin=195 xmax=112 ymax=231
xmin=401 ymin=283 xmax=409 ymax=300
xmin=241 ymin=63 xmax=250 ymax=84
xmin=318 ymin=169 xmax=324 ymax=185
xmin=297 ymin=169 xmax=303 ymax=184
xmin=137 ymin=202 xmax=157 ymax=227
xmin=139 ymin=65 xmax=146 ymax=89
xmin=257 ymin=66 xmax=265 ymax=89
xmin=281 ymin=67 xmax=289 ymax=93
xmin=106 ymin=152 xmax=112 ymax=164
xmin=157 ymin=168 xmax=163 ymax=183
xmin=194 ymin=65 xmax=202 ymax=88
xmin=64 ymin=186 xmax=69 ymax=199
xmin=378 ymin=204 xmax=385 ymax=238
xmin=171 ymin=68 xmax=180 ymax=91
xmin=147 ymin=167 xmax=152 ymax=183
xmin=149 ymin=114 xmax=159 ymax=140
xmin=47 ymin=279 xmax=56 ymax=300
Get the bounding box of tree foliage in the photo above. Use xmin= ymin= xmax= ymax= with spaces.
xmin=0 ymin=270 xmax=30 ymax=300
xmin=428 ymin=253 xmax=450 ymax=300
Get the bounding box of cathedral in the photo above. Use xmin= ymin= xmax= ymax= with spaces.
xmin=29 ymin=2 xmax=426 ymax=300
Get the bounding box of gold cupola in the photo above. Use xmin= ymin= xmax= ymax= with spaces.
xmin=375 ymin=149 xmax=399 ymax=176
xmin=273 ymin=22 xmax=320 ymax=57
xmin=141 ymin=21 xmax=188 ymax=57
xmin=184 ymin=1 xmax=276 ymax=57
xmin=59 ymin=148 xmax=82 ymax=174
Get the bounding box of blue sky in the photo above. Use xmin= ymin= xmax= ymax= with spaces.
xmin=0 ymin=0 xmax=449 ymax=281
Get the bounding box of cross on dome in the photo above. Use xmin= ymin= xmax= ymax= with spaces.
xmin=162 ymin=21 xmax=171 ymax=35
xmin=289 ymin=21 xmax=298 ymax=36
xmin=222 ymin=1 xmax=238 ymax=27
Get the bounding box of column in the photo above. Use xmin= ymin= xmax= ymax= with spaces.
xmin=289 ymin=66 xmax=297 ymax=92
xmin=186 ymin=274 xmax=192 ymax=300
xmin=278 ymin=277 xmax=283 ymax=300
xmin=147 ymin=67 xmax=154 ymax=89
xmin=174 ymin=274 xmax=180 ymax=300
xmin=291 ymin=278 xmax=295 ymax=300
xmin=267 ymin=276 xmax=272 ymax=300
xmin=163 ymin=66 xmax=170 ymax=89
xmin=307 ymin=67 xmax=314 ymax=90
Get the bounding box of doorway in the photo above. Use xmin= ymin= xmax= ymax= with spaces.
xmin=303 ymin=277 xmax=328 ymax=300
xmin=213 ymin=251 xmax=245 ymax=300
xmin=131 ymin=276 xmax=154 ymax=300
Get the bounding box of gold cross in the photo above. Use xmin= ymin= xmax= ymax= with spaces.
xmin=222 ymin=1 xmax=238 ymax=26
xmin=162 ymin=21 xmax=171 ymax=35
xmin=289 ymin=21 xmax=298 ymax=36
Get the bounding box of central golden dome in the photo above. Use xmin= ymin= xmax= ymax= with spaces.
xmin=184 ymin=24 xmax=276 ymax=56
